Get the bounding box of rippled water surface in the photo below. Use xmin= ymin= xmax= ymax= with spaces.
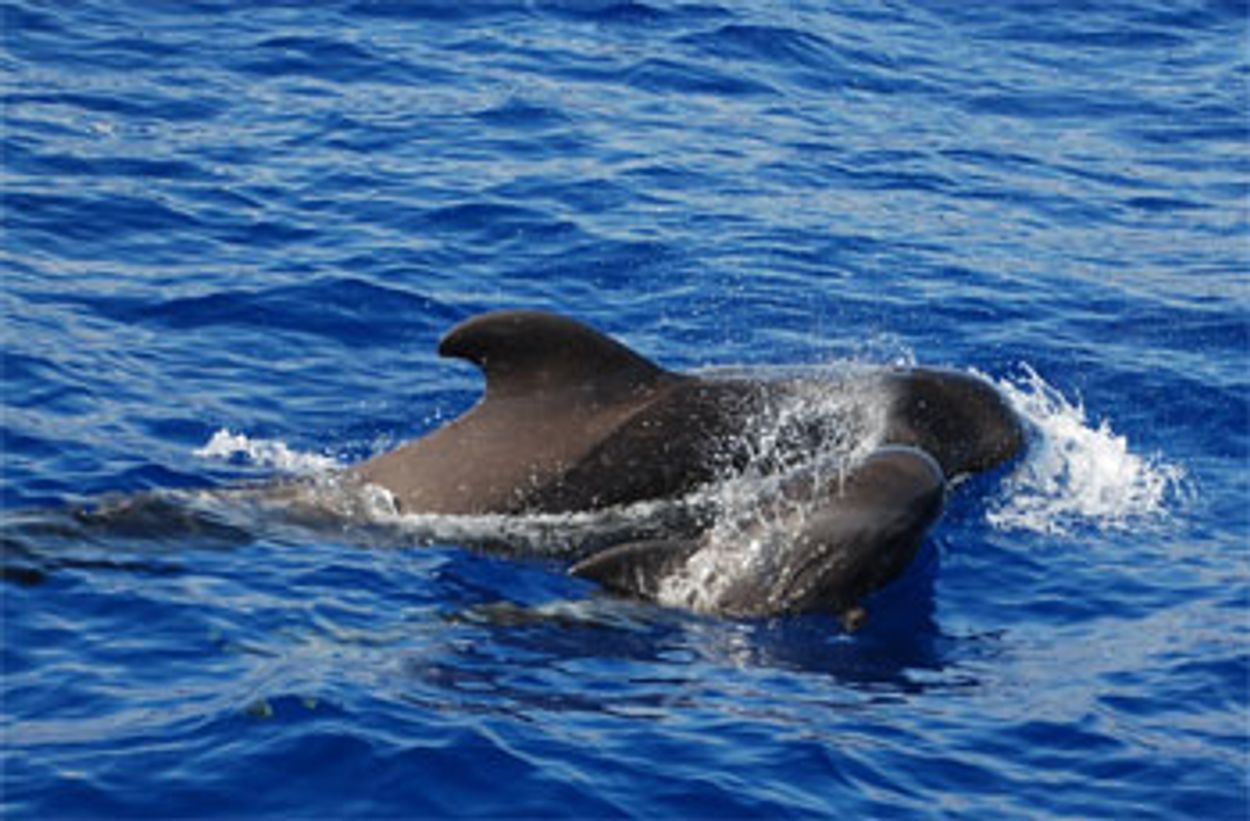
xmin=4 ymin=1 xmax=1247 ymax=818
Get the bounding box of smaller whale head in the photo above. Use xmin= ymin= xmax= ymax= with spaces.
xmin=572 ymin=447 xmax=945 ymax=628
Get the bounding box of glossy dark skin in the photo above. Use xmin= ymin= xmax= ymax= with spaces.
xmin=353 ymin=310 xmax=1025 ymax=623
xmin=355 ymin=312 xmax=775 ymax=515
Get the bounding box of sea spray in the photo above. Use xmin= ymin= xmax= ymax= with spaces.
xmin=655 ymin=375 xmax=888 ymax=613
xmin=987 ymin=365 xmax=1188 ymax=535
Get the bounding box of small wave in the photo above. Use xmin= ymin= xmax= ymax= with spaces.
xmin=987 ymin=365 xmax=1188 ymax=535
xmin=194 ymin=429 xmax=341 ymax=475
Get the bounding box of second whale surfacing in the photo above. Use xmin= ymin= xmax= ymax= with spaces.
xmin=352 ymin=310 xmax=1024 ymax=628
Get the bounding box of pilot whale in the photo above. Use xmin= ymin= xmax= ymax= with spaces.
xmin=353 ymin=310 xmax=1024 ymax=627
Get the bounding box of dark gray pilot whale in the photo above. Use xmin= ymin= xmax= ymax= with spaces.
xmin=353 ymin=310 xmax=1024 ymax=627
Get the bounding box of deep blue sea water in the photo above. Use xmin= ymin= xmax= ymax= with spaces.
xmin=3 ymin=1 xmax=1248 ymax=818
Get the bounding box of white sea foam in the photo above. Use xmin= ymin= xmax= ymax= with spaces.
xmin=194 ymin=429 xmax=342 ymax=475
xmin=986 ymin=365 xmax=1188 ymax=535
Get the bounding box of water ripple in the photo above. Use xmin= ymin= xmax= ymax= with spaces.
xmin=3 ymin=0 xmax=1246 ymax=817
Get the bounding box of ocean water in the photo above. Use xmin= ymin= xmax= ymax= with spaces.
xmin=3 ymin=0 xmax=1247 ymax=818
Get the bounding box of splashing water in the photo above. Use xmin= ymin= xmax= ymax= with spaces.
xmin=987 ymin=366 xmax=1187 ymax=536
xmin=655 ymin=375 xmax=890 ymax=613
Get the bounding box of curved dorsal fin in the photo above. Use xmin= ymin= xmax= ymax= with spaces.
xmin=438 ymin=310 xmax=671 ymax=399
